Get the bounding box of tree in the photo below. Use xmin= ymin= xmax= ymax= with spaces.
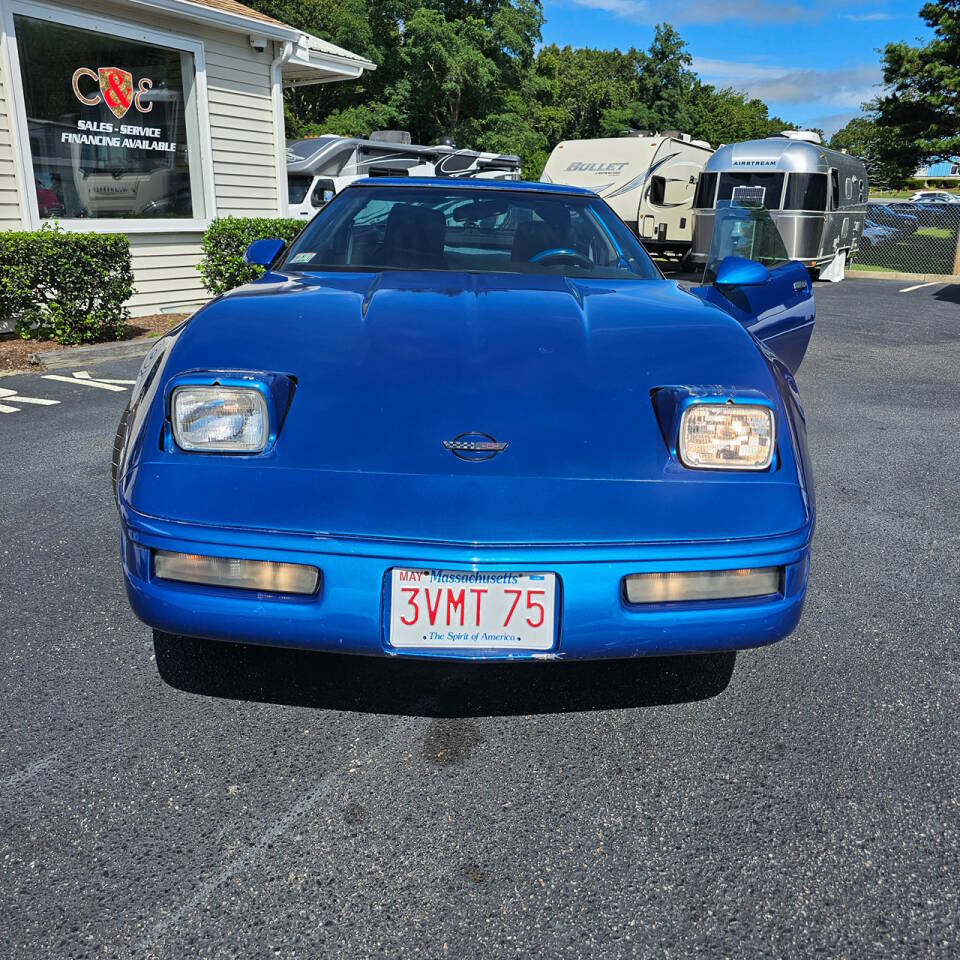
xmin=829 ymin=113 xmax=907 ymax=188
xmin=241 ymin=3 xmax=805 ymax=179
xmin=594 ymin=27 xmax=795 ymax=148
xmin=248 ymin=0 xmax=544 ymax=144
xmin=876 ymin=0 xmax=960 ymax=170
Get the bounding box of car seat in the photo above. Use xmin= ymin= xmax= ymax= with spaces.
xmin=377 ymin=204 xmax=446 ymax=269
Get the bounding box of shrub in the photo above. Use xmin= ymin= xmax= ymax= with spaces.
xmin=198 ymin=217 xmax=304 ymax=296
xmin=0 ymin=225 xmax=133 ymax=345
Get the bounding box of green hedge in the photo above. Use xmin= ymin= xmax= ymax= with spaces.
xmin=0 ymin=225 xmax=133 ymax=345
xmin=198 ymin=217 xmax=304 ymax=296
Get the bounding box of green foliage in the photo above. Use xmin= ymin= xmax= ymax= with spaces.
xmin=875 ymin=0 xmax=960 ymax=180
xmin=829 ymin=113 xmax=908 ymax=188
xmin=241 ymin=0 xmax=802 ymax=179
xmin=198 ymin=217 xmax=304 ymax=296
xmin=0 ymin=225 xmax=133 ymax=345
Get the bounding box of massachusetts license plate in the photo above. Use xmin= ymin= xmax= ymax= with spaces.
xmin=388 ymin=569 xmax=557 ymax=650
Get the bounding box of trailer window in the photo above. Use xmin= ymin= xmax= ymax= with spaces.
xmin=693 ymin=172 xmax=717 ymax=208
xmin=830 ymin=170 xmax=840 ymax=209
xmin=716 ymin=173 xmax=784 ymax=210
xmin=784 ymin=173 xmax=827 ymax=211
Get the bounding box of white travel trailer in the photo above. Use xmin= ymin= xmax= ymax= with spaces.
xmin=690 ymin=131 xmax=868 ymax=275
xmin=286 ymin=133 xmax=522 ymax=219
xmin=539 ymin=132 xmax=714 ymax=256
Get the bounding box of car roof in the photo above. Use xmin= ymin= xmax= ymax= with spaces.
xmin=346 ymin=177 xmax=597 ymax=198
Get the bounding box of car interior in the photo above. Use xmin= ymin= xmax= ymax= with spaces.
xmin=284 ymin=189 xmax=658 ymax=279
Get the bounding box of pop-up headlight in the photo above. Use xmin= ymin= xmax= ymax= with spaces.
xmin=679 ymin=403 xmax=774 ymax=470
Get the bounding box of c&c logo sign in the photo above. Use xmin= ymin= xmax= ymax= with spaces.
xmin=72 ymin=67 xmax=153 ymax=119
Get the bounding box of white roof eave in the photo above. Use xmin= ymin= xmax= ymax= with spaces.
xmin=125 ymin=0 xmax=377 ymax=79
xmin=282 ymin=36 xmax=375 ymax=87
xmin=124 ymin=0 xmax=301 ymax=40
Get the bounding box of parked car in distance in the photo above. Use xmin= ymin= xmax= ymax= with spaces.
xmin=115 ymin=180 xmax=817 ymax=666
xmin=908 ymin=190 xmax=959 ymax=203
xmin=866 ymin=202 xmax=918 ymax=235
xmin=861 ymin=220 xmax=901 ymax=248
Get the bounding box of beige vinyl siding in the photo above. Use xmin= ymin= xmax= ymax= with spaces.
xmin=128 ymin=233 xmax=208 ymax=315
xmin=0 ymin=43 xmax=24 ymax=229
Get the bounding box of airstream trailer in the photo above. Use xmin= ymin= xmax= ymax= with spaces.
xmin=690 ymin=132 xmax=868 ymax=274
xmin=286 ymin=133 xmax=522 ymax=220
xmin=539 ymin=132 xmax=714 ymax=257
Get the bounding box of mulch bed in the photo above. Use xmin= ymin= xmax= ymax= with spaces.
xmin=0 ymin=313 xmax=191 ymax=375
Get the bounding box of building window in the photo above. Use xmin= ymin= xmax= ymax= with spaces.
xmin=13 ymin=13 xmax=205 ymax=220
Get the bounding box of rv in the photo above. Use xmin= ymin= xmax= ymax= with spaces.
xmin=539 ymin=132 xmax=714 ymax=257
xmin=286 ymin=132 xmax=522 ymax=220
xmin=690 ymin=131 xmax=869 ymax=275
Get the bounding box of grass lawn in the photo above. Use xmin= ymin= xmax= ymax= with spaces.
xmin=917 ymin=227 xmax=953 ymax=239
xmin=856 ymin=223 xmax=959 ymax=275
xmin=849 ymin=261 xmax=900 ymax=274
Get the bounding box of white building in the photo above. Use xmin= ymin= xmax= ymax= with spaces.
xmin=0 ymin=0 xmax=374 ymax=314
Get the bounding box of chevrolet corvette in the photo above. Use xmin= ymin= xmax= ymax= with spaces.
xmin=115 ymin=180 xmax=815 ymax=662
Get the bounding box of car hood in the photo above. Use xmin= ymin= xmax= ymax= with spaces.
xmin=130 ymin=270 xmax=809 ymax=544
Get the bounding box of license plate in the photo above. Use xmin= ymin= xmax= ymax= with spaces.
xmin=388 ymin=569 xmax=557 ymax=650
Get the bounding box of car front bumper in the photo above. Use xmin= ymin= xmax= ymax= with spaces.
xmin=120 ymin=503 xmax=812 ymax=661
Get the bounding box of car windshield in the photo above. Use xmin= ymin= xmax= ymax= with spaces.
xmin=288 ymin=175 xmax=313 ymax=204
xmin=702 ymin=201 xmax=790 ymax=283
xmin=279 ymin=185 xmax=660 ymax=279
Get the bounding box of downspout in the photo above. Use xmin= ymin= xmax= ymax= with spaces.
xmin=271 ymin=40 xmax=294 ymax=217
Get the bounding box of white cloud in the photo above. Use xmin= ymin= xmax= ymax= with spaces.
xmin=842 ymin=11 xmax=891 ymax=21
xmin=806 ymin=111 xmax=861 ymax=137
xmin=566 ymin=0 xmax=649 ymax=15
xmin=565 ymin=0 xmax=811 ymax=24
xmin=693 ymin=57 xmax=882 ymax=110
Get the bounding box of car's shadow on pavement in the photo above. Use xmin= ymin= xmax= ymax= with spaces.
xmin=154 ymin=633 xmax=736 ymax=717
xmin=933 ymin=284 xmax=960 ymax=304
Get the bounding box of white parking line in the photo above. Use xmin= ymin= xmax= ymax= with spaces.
xmin=0 ymin=386 xmax=60 ymax=414
xmin=899 ymin=282 xmax=938 ymax=293
xmin=74 ymin=370 xmax=136 ymax=385
xmin=42 ymin=371 xmax=128 ymax=392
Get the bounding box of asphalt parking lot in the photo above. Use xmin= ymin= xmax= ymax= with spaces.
xmin=1 ymin=277 xmax=958 ymax=958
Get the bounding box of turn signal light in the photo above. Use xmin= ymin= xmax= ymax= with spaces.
xmin=623 ymin=568 xmax=781 ymax=604
xmin=154 ymin=551 xmax=319 ymax=595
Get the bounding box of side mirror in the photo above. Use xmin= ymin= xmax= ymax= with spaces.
xmin=243 ymin=237 xmax=286 ymax=268
xmin=714 ymin=255 xmax=769 ymax=287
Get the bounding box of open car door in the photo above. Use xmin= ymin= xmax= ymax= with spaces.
xmin=693 ymin=202 xmax=815 ymax=373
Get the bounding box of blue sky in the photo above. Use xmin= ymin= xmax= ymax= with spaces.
xmin=540 ymin=0 xmax=932 ymax=136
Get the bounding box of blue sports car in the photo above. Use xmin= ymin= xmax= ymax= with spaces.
xmin=115 ymin=180 xmax=815 ymax=663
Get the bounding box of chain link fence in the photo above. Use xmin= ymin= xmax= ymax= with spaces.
xmin=855 ymin=200 xmax=960 ymax=277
